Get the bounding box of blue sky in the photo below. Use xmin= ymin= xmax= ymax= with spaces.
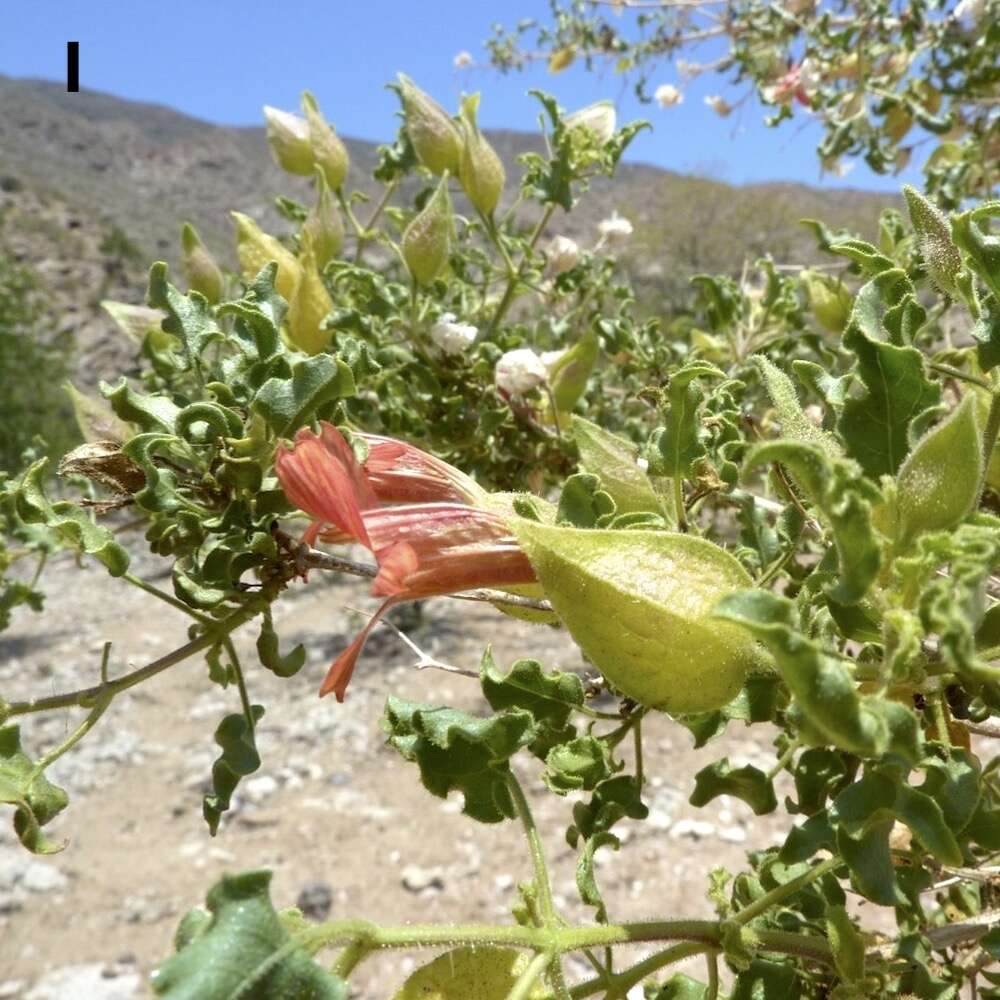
xmin=3 ymin=0 xmax=911 ymax=192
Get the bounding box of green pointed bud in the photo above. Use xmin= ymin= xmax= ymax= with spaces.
xmin=397 ymin=74 xmax=463 ymax=176
xmin=565 ymin=100 xmax=617 ymax=144
xmin=510 ymin=522 xmax=761 ymax=713
xmin=286 ymin=234 xmax=334 ymax=356
xmin=302 ymin=168 xmax=344 ymax=268
xmin=458 ymin=93 xmax=505 ymax=217
xmin=903 ymin=184 xmax=963 ymax=297
xmin=895 ymin=394 xmax=981 ymax=546
xmin=402 ymin=174 xmax=453 ymax=286
xmin=543 ymin=329 xmax=599 ymax=420
xmin=800 ymin=269 xmax=852 ymax=333
xmin=262 ymin=105 xmax=314 ymax=175
xmin=301 ymin=91 xmax=349 ymax=191
xmin=231 ymin=212 xmax=301 ymax=303
xmin=180 ymin=223 xmax=225 ymax=303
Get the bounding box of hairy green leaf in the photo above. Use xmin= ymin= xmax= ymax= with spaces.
xmin=690 ymin=759 xmax=777 ymax=815
xmin=0 ymin=725 xmax=69 ymax=854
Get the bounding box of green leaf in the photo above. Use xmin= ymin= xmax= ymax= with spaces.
xmin=545 ymin=736 xmax=609 ymax=793
xmin=903 ymin=185 xmax=964 ymax=298
xmin=0 ymin=725 xmax=69 ymax=854
xmin=690 ymin=759 xmax=777 ymax=816
xmin=510 ymin=522 xmax=760 ymax=714
xmin=651 ymin=974 xmax=708 ymax=1000
xmin=382 ymin=697 xmax=536 ymax=823
xmin=715 ymin=590 xmax=920 ymax=761
xmin=257 ymin=608 xmax=306 ymax=678
xmin=147 ymin=262 xmax=224 ymax=374
xmin=203 ymin=706 xmax=265 ymax=835
xmin=895 ymin=394 xmax=982 ymax=547
xmin=480 ymin=649 xmax=584 ymax=729
xmin=152 ymin=870 xmax=346 ymax=999
xmin=791 ymin=360 xmax=849 ymax=414
xmin=253 ymin=354 xmax=356 ymax=435
xmin=742 ymin=441 xmax=880 ymax=604
xmin=15 ymin=459 xmax=129 ymax=577
xmin=102 ymin=377 xmax=181 ymax=433
xmin=651 ymin=362 xmax=724 ymax=482
xmin=555 ymin=473 xmax=616 ymax=528
xmin=571 ymin=415 xmax=669 ymax=518
xmin=952 ymin=202 xmax=1000 ymax=302
xmin=754 ymin=356 xmax=839 ymax=454
xmin=569 ymin=774 xmax=648 ymax=844
xmin=839 ymin=283 xmax=940 ymax=476
xmin=101 ymin=299 xmax=168 ymax=345
xmin=576 ymin=830 xmax=618 ymax=924
xmin=825 ymin=905 xmax=865 ymax=985
xmin=390 ymin=946 xmax=545 ymax=999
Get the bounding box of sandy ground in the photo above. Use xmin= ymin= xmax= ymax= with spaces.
xmin=0 ymin=545 xmax=796 ymax=998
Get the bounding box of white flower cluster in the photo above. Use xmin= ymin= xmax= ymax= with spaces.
xmin=429 ymin=313 xmax=478 ymax=355
xmin=654 ymin=84 xmax=683 ymax=108
xmin=597 ymin=212 xmax=633 ymax=248
xmin=546 ymin=235 xmax=581 ymax=275
xmin=495 ymin=348 xmax=548 ymax=395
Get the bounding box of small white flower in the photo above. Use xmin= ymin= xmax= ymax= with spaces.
xmin=546 ymin=235 xmax=580 ymax=275
xmin=654 ymin=84 xmax=683 ymax=108
xmin=495 ymin=348 xmax=548 ymax=395
xmin=704 ymin=95 xmax=733 ymax=118
xmin=453 ymin=50 xmax=474 ymax=69
xmin=954 ymin=0 xmax=986 ymax=19
xmin=636 ymin=456 xmax=650 ymax=472
xmin=430 ymin=313 xmax=478 ymax=356
xmin=565 ymin=101 xmax=617 ymax=143
xmin=597 ymin=212 xmax=633 ymax=248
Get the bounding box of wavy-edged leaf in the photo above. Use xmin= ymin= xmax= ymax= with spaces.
xmin=742 ymin=441 xmax=880 ymax=604
xmin=690 ymin=759 xmax=777 ymax=816
xmin=152 ymin=869 xmax=346 ymax=999
xmin=651 ymin=361 xmax=725 ymax=482
xmin=382 ymin=697 xmax=536 ymax=823
xmin=203 ymin=706 xmax=264 ymax=835
xmin=480 ymin=649 xmax=584 ymax=729
xmin=256 ymin=608 xmax=306 ymax=678
xmin=102 ymin=377 xmax=181 ymax=434
xmin=754 ymin=356 xmax=839 ymax=454
xmin=253 ymin=353 xmax=355 ymax=435
xmin=147 ymin=262 xmax=224 ymax=374
xmin=545 ymin=735 xmax=609 ymax=793
xmin=576 ymin=830 xmax=618 ymax=924
xmin=0 ymin=725 xmax=69 ymax=854
xmin=15 ymin=459 xmax=129 ymax=576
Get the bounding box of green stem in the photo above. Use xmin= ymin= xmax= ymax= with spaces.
xmin=123 ymin=572 xmax=211 ymax=623
xmin=706 ymin=949 xmax=720 ymax=1000
xmin=932 ymin=694 xmax=952 ymax=746
xmin=508 ymin=772 xmax=557 ymax=927
xmin=766 ymin=740 xmax=799 ymax=781
xmin=27 ymin=689 xmax=112 ymax=783
xmin=570 ymin=942 xmax=707 ymax=1000
xmin=633 ymin=714 xmax=644 ymax=791
xmin=28 ymin=550 xmax=47 ymax=590
xmin=335 ymin=188 xmax=366 ymax=241
xmin=507 ymin=951 xmax=552 ymax=1000
xmin=929 ymin=362 xmax=994 ymax=392
xmin=353 ymin=179 xmax=398 ymax=263
xmin=734 ymin=856 xmax=841 ymax=926
xmin=330 ymin=939 xmax=369 ymax=980
xmin=673 ymin=475 xmax=688 ymax=532
xmin=5 ymin=603 xmax=260 ymax=716
xmin=225 ymin=637 xmax=256 ymax=732
xmin=977 ymin=388 xmax=1000 ymax=508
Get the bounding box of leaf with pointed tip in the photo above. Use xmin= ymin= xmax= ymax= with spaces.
xmin=742 ymin=441 xmax=880 ymax=604
xmin=152 ymin=870 xmax=346 ymax=999
xmin=0 ymin=725 xmax=69 ymax=854
xmin=754 ymin=356 xmax=839 ymax=454
xmin=651 ymin=362 xmax=725 ymax=482
xmin=147 ymin=262 xmax=224 ymax=373
xmin=203 ymin=706 xmax=264 ymax=835
xmin=576 ymin=830 xmax=618 ymax=924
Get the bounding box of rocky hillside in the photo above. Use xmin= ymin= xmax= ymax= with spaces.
xmin=0 ymin=74 xmax=892 ymax=390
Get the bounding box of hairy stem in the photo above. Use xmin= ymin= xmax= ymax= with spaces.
xmin=508 ymin=772 xmax=558 ymax=927
xmin=734 ymin=855 xmax=841 ymax=926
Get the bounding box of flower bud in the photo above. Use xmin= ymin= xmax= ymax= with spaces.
xmin=429 ymin=312 xmax=477 ymax=355
xmin=302 ymin=92 xmax=349 ymax=191
xmin=546 ymin=235 xmax=581 ymax=275
xmin=302 ymin=168 xmax=344 ymax=268
xmin=654 ymin=84 xmax=683 ymax=108
xmin=801 ymin=269 xmax=852 ymax=333
xmin=263 ymin=105 xmax=314 ymax=175
xmin=180 ymin=222 xmax=225 ymax=304
xmin=402 ymin=174 xmax=453 ymax=286
xmin=495 ymin=348 xmax=548 ymax=396
xmin=597 ymin=212 xmax=633 ymax=248
xmin=458 ymin=93 xmax=505 ymax=217
xmin=565 ymin=100 xmax=617 ymax=143
xmin=543 ymin=328 xmax=598 ymax=417
xmin=548 ymin=46 xmax=576 ymax=73
xmin=397 ymin=74 xmax=463 ymax=176
xmin=231 ymin=211 xmax=302 ymax=303
xmin=903 ymin=184 xmax=963 ymax=297
xmin=286 ymin=234 xmax=334 ymax=355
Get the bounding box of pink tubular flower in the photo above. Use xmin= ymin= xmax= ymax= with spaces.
xmin=274 ymin=423 xmax=535 ymax=701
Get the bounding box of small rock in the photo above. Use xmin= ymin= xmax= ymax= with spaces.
xmin=297 ymin=881 xmax=333 ymax=921
xmin=401 ymin=865 xmax=444 ymax=893
xmin=25 ymin=963 xmax=141 ymax=1000
xmin=494 ymin=874 xmax=514 ymax=892
xmin=0 ymin=982 xmax=26 ymax=999
xmin=22 ymin=861 xmax=69 ymax=893
xmin=646 ymin=809 xmax=672 ymax=830
xmin=242 ymin=775 xmax=279 ymax=804
xmin=719 ymin=825 xmax=747 ymax=844
xmin=670 ymin=818 xmax=716 ymax=841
